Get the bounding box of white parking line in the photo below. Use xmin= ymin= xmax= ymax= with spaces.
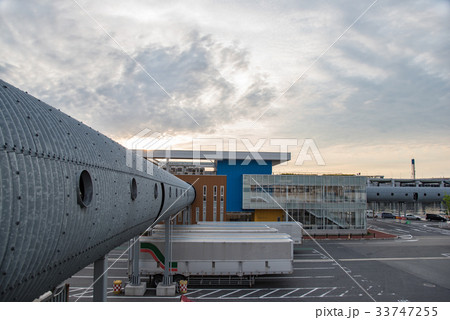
xmin=261 ymin=275 xmax=334 ymax=280
xmin=339 ymin=289 xmax=350 ymax=297
xmin=219 ymin=289 xmax=243 ymax=298
xmin=320 ymin=287 xmax=337 ymax=297
xmin=340 ymin=256 xmax=450 ymax=262
xmin=71 ymin=275 xmax=128 ymax=279
xmin=260 ymin=289 xmax=280 ymax=298
xmin=300 ymin=288 xmax=318 ymax=297
xmin=293 ymin=259 xmax=333 ymax=263
xmin=85 ymin=266 xmax=128 ymax=270
xmin=184 ymin=289 xmax=202 ymax=296
xmin=107 ymin=258 xmax=128 ymax=262
xmin=240 ymin=289 xmax=262 ymax=298
xmin=293 ymin=267 xmax=335 ymax=270
xmin=196 ymin=289 xmax=222 ymax=299
xmin=280 ymin=288 xmax=301 ymax=298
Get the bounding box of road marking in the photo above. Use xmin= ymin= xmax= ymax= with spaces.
xmin=219 ymin=289 xmax=243 ymax=298
xmin=196 ymin=289 xmax=222 ymax=299
xmin=260 ymin=289 xmax=280 ymax=298
xmin=85 ymin=266 xmax=128 ymax=270
xmin=72 ymin=275 xmax=129 ymax=279
xmin=320 ymin=287 xmax=337 ymax=297
xmin=183 ymin=289 xmax=202 ymax=296
xmin=261 ymin=275 xmax=334 ymax=280
xmin=339 ymin=289 xmax=349 ymax=297
xmin=107 ymin=295 xmax=180 ymax=300
xmin=293 ymin=267 xmax=335 ymax=270
xmin=280 ymin=288 xmax=301 ymax=298
xmin=300 ymin=288 xmax=318 ymax=297
xmin=293 ymin=259 xmax=333 ymax=263
xmin=340 ymin=257 xmax=450 ymax=262
xmin=239 ymin=289 xmax=261 ymax=298
xmin=107 ymin=258 xmax=128 ymax=262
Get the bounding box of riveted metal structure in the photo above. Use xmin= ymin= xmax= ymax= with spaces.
xmin=0 ymin=79 xmax=195 ymax=301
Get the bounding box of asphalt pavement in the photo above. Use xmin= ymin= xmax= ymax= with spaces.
xmin=66 ymin=219 xmax=450 ymax=302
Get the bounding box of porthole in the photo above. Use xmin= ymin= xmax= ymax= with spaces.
xmin=377 ymin=193 xmax=380 ymax=196
xmin=130 ymin=178 xmax=137 ymax=200
xmin=405 ymin=193 xmax=408 ymax=196
xmin=77 ymin=170 xmax=93 ymax=208
xmin=391 ymin=193 xmax=394 ymax=196
xmin=154 ymin=183 xmax=158 ymax=199
xmin=424 ymin=193 xmax=427 ymax=196
xmin=438 ymin=193 xmax=441 ymax=197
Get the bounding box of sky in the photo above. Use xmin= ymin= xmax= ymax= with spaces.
xmin=1 ymin=0 xmax=449 ymax=178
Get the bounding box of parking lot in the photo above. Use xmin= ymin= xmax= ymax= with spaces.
xmin=66 ymin=219 xmax=450 ymax=302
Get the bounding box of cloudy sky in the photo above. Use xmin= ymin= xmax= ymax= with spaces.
xmin=1 ymin=0 xmax=449 ymax=178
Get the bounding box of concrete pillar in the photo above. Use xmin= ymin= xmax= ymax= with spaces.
xmin=156 ymin=218 xmax=176 ymax=296
xmin=125 ymin=237 xmax=146 ymax=296
xmin=130 ymin=237 xmax=140 ymax=285
xmin=163 ymin=219 xmax=172 ymax=286
xmin=93 ymin=255 xmax=108 ymax=302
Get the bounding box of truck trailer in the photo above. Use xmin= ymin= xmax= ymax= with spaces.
xmin=136 ymin=224 xmax=294 ymax=287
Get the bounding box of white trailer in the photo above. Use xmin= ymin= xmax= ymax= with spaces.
xmin=137 ymin=226 xmax=293 ymax=287
xmin=197 ymin=221 xmax=303 ymax=244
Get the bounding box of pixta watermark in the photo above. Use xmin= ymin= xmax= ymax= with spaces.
xmin=126 ymin=129 xmax=325 ymax=173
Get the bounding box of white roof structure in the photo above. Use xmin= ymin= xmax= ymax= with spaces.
xmin=141 ymin=149 xmax=291 ymax=166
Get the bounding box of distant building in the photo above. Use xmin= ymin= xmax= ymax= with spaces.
xmin=146 ymin=150 xmax=367 ymax=234
xmin=243 ymin=174 xmax=367 ymax=232
xmin=366 ymin=178 xmax=450 ymax=214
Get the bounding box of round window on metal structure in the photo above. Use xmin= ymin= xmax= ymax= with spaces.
xmin=154 ymin=183 xmax=158 ymax=199
xmin=77 ymin=170 xmax=93 ymax=208
xmin=130 ymin=178 xmax=138 ymax=201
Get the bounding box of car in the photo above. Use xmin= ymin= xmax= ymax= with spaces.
xmin=405 ymin=214 xmax=421 ymax=221
xmin=425 ymin=213 xmax=448 ymax=222
xmin=366 ymin=210 xmax=378 ymax=218
xmin=381 ymin=212 xmax=395 ymax=219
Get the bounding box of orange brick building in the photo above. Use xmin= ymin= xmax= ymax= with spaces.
xmin=175 ymin=175 xmax=227 ymax=224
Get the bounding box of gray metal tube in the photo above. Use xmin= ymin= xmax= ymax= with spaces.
xmin=0 ymin=79 xmax=195 ymax=301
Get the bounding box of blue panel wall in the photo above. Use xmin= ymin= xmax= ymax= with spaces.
xmin=217 ymin=159 xmax=272 ymax=212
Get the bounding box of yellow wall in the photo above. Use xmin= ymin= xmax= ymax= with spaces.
xmin=253 ymin=209 xmax=285 ymax=222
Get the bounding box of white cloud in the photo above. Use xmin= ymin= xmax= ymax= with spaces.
xmin=0 ymin=0 xmax=449 ymax=176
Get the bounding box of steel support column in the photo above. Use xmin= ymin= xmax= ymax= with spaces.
xmin=93 ymin=255 xmax=108 ymax=302
xmin=130 ymin=237 xmax=141 ymax=285
xmin=162 ymin=219 xmax=172 ymax=286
